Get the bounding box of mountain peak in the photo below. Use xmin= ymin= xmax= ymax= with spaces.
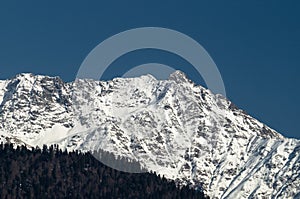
xmin=168 ymin=70 xmax=192 ymax=84
xmin=15 ymin=73 xmax=34 ymax=78
xmin=13 ymin=73 xmax=64 ymax=82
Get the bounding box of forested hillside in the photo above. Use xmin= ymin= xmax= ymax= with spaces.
xmin=0 ymin=143 xmax=206 ymax=199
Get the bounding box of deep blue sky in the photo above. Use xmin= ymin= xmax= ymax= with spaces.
xmin=0 ymin=1 xmax=299 ymax=138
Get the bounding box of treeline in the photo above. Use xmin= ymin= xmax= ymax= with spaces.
xmin=0 ymin=143 xmax=207 ymax=199
xmin=91 ymin=149 xmax=147 ymax=173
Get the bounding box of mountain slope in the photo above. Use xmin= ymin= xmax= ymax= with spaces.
xmin=0 ymin=72 xmax=299 ymax=198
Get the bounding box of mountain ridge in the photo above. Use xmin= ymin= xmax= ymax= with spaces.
xmin=0 ymin=72 xmax=299 ymax=198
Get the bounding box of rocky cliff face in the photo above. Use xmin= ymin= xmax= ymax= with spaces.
xmin=0 ymin=72 xmax=299 ymax=198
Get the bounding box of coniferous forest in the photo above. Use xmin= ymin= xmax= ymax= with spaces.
xmin=0 ymin=143 xmax=206 ymax=199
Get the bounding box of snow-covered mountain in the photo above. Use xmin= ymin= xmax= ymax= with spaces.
xmin=0 ymin=72 xmax=299 ymax=198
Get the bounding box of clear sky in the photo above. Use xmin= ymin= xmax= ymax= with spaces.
xmin=0 ymin=1 xmax=299 ymax=138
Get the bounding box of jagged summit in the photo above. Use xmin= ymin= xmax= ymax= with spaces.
xmin=0 ymin=72 xmax=299 ymax=198
xmin=168 ymin=70 xmax=191 ymax=84
xmin=15 ymin=72 xmax=35 ymax=78
xmin=11 ymin=73 xmax=54 ymax=80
